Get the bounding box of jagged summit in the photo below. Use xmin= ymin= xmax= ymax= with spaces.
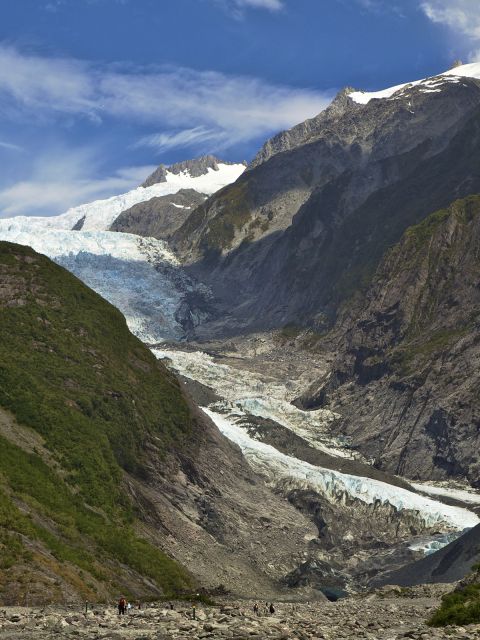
xmin=142 ymin=154 xmax=245 ymax=187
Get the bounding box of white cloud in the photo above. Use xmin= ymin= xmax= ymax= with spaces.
xmin=0 ymin=46 xmax=97 ymax=121
xmin=421 ymin=1 xmax=480 ymax=39
xmin=0 ymin=44 xmax=332 ymax=216
xmin=0 ymin=148 xmax=155 ymax=217
xmin=420 ymin=1 xmax=480 ymax=60
xmin=233 ymin=0 xmax=284 ymax=10
xmin=214 ymin=0 xmax=284 ymax=16
xmin=0 ymin=45 xmax=332 ymax=152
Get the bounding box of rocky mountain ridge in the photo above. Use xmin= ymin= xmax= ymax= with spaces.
xmin=110 ymin=188 xmax=206 ymax=240
xmin=295 ymin=195 xmax=480 ymax=487
xmin=172 ymin=71 xmax=480 ymax=336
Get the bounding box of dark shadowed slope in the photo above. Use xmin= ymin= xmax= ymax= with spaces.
xmin=377 ymin=524 xmax=480 ymax=587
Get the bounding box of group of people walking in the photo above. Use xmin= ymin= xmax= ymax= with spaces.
xmin=118 ymin=598 xmax=140 ymax=615
xmin=118 ymin=597 xmax=275 ymax=617
xmin=253 ymin=602 xmax=275 ymax=616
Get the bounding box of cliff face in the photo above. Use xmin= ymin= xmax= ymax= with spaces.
xmin=296 ymin=196 xmax=480 ymax=486
xmin=173 ymin=77 xmax=480 ymax=334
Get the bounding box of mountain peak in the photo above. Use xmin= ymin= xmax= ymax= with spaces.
xmin=142 ymin=155 xmax=245 ymax=187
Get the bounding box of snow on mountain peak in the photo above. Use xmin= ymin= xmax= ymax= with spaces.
xmin=0 ymin=161 xmax=245 ymax=234
xmin=348 ymin=62 xmax=480 ymax=106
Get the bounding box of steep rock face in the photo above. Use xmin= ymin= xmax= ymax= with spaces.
xmin=296 ymin=196 xmax=480 ymax=486
xmin=174 ymin=75 xmax=480 ymax=334
xmin=110 ymin=189 xmax=206 ymax=239
xmin=249 ymin=88 xmax=354 ymax=169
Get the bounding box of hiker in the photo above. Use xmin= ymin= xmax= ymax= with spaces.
xmin=192 ymin=604 xmax=196 ymax=620
xmin=126 ymin=602 xmax=132 ymax=614
xmin=269 ymin=603 xmax=275 ymax=615
xmin=169 ymin=602 xmax=174 ymax=610
xmin=253 ymin=602 xmax=259 ymax=616
xmin=118 ymin=597 xmax=126 ymax=615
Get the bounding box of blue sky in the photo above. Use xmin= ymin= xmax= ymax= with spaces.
xmin=0 ymin=0 xmax=479 ymax=217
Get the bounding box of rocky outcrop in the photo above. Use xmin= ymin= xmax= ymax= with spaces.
xmin=174 ymin=76 xmax=480 ymax=335
xmin=110 ymin=189 xmax=206 ymax=239
xmin=249 ymin=87 xmax=355 ymax=169
xmin=296 ymin=196 xmax=480 ymax=486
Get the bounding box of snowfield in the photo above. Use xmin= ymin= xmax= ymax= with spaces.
xmin=0 ymin=161 xmax=244 ymax=342
xmin=0 ymin=162 xmax=245 ymax=232
xmin=348 ymin=61 xmax=480 ymax=105
xmin=412 ymin=482 xmax=480 ymax=506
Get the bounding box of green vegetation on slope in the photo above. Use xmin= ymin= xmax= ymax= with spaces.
xmin=428 ymin=570 xmax=480 ymax=627
xmin=385 ymin=195 xmax=480 ymax=377
xmin=0 ymin=241 xmax=194 ymax=600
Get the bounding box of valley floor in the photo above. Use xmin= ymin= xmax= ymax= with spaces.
xmin=0 ymin=586 xmax=476 ymax=640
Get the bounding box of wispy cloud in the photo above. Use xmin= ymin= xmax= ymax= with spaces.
xmin=136 ymin=127 xmax=230 ymax=153
xmin=0 ymin=44 xmax=332 ymax=216
xmin=0 ymin=140 xmax=23 ymax=152
xmin=0 ymin=45 xmax=332 ymax=153
xmin=420 ymin=1 xmax=480 ymax=39
xmin=0 ymin=46 xmax=98 ymax=122
xmin=420 ymin=1 xmax=480 ymax=60
xmin=0 ymin=147 xmax=155 ymax=217
xmin=231 ymin=0 xmax=284 ymax=10
xmin=339 ymin=0 xmax=404 ymax=16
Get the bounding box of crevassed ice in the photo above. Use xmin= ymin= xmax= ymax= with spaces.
xmin=203 ymin=407 xmax=480 ymax=532
xmin=0 ymin=229 xmax=188 ymax=342
xmin=0 ymin=229 xmax=178 ymax=264
xmin=153 ymin=348 xmax=350 ymax=458
xmin=0 ymin=163 xmax=245 ymax=232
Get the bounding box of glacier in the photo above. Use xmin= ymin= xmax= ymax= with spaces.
xmin=2 ymin=151 xmax=480 ymax=549
xmin=0 ymin=229 xmax=199 ymax=342
xmin=202 ymin=407 xmax=479 ymax=532
xmin=152 ymin=347 xmax=480 ymax=533
xmin=0 ymin=161 xmax=244 ymax=342
xmin=153 ymin=347 xmax=351 ymax=458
